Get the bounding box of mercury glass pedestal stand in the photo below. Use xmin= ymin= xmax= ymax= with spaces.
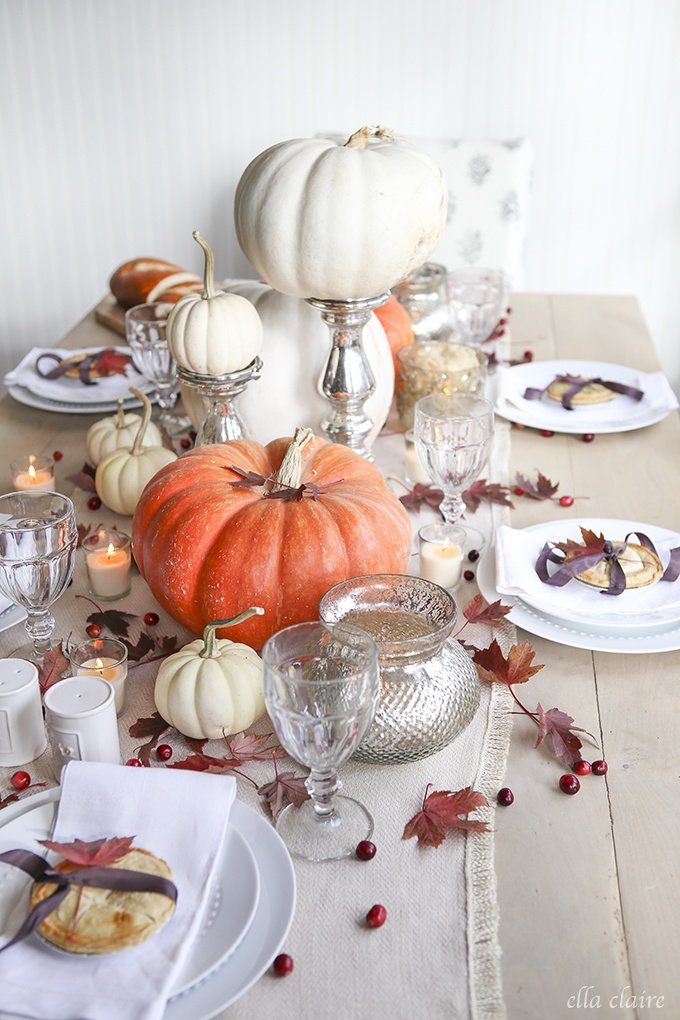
xmin=307 ymin=293 xmax=389 ymax=461
xmin=176 ymin=358 xmax=263 ymax=445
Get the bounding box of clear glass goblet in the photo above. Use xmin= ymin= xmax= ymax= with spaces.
xmin=262 ymin=621 xmax=379 ymax=862
xmin=414 ymin=393 xmax=494 ymax=550
xmin=0 ymin=492 xmax=78 ymax=663
xmin=445 ymin=267 xmax=507 ymax=345
xmin=125 ymin=303 xmax=191 ymax=436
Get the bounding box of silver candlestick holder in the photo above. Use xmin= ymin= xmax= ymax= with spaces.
xmin=306 ymin=293 xmax=389 ymax=461
xmin=176 ymin=358 xmax=263 ymax=446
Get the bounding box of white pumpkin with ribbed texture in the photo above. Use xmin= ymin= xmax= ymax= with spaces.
xmin=181 ymin=279 xmax=394 ymax=446
xmin=86 ymin=399 xmax=162 ymax=466
xmin=234 ymin=125 xmax=447 ymax=300
xmin=154 ymin=609 xmax=266 ymax=739
xmin=167 ymin=231 xmax=262 ymax=376
xmin=95 ymin=388 xmax=176 ymax=515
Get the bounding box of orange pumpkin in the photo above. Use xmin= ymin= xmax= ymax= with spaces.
xmin=132 ymin=429 xmax=412 ymax=648
xmin=374 ymin=294 xmax=414 ymax=378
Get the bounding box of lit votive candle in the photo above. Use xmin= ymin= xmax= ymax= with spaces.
xmin=404 ymin=429 xmax=431 ymax=485
xmin=83 ymin=530 xmax=132 ymax=601
xmin=70 ymin=637 xmax=129 ymax=716
xmin=419 ymin=523 xmax=465 ymax=590
xmin=11 ymin=455 xmax=56 ymax=492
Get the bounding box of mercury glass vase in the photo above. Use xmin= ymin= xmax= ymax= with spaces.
xmin=319 ymin=574 xmax=480 ymax=764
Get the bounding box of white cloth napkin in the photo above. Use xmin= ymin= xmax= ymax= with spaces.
xmin=3 ymin=348 xmax=155 ymax=404
xmin=495 ymin=524 xmax=680 ymax=625
xmin=0 ymin=761 xmax=236 ymax=1020
xmin=495 ymin=367 xmax=678 ymax=429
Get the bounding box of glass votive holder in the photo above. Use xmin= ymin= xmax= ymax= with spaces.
xmin=392 ymin=262 xmax=453 ymax=342
xmin=69 ymin=637 xmax=129 ymax=717
xmin=10 ymin=454 xmax=56 ymax=493
xmin=419 ymin=523 xmax=466 ymax=591
xmin=44 ymin=674 xmax=120 ymax=768
xmin=396 ymin=341 xmax=487 ymax=430
xmin=83 ymin=530 xmax=132 ymax=601
xmin=404 ymin=429 xmax=431 ymax=486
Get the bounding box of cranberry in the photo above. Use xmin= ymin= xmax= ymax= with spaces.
xmin=126 ymin=758 xmax=144 ymax=767
xmin=273 ymin=953 xmax=294 ymax=976
xmin=523 ymin=350 xmax=534 ymax=362
xmin=355 ymin=840 xmax=377 ymax=861
xmin=506 ymin=306 xmax=512 ymax=314
xmin=10 ymin=771 xmax=31 ymax=790
xmin=499 ymin=317 xmax=508 ymax=326
xmin=591 ymin=759 xmax=608 ymax=776
xmin=366 ymin=904 xmax=387 ymax=928
xmin=559 ymin=495 xmax=574 ymax=507
xmin=540 ymin=429 xmax=555 ymax=438
xmin=144 ymin=612 xmax=159 ymax=626
xmin=574 ymin=760 xmax=592 ymax=776
xmin=559 ymin=774 xmax=580 ymax=795
xmin=87 ymin=496 xmax=101 ymax=511
xmin=463 ymin=569 xmax=475 ymax=582
xmin=53 ymin=450 xmax=63 ymax=461
xmin=513 ymin=422 xmax=526 ymax=430
xmin=582 ymin=433 xmax=595 ymax=443
xmin=86 ymin=622 xmax=102 ymax=638
xmin=180 ymin=437 xmax=192 ymax=450
xmin=157 ymin=744 xmax=173 ymax=761
xmin=468 ymin=549 xmax=480 ymax=562
xmin=496 ymin=787 xmax=514 ymax=806
xmin=513 ymin=486 xmax=525 ymax=497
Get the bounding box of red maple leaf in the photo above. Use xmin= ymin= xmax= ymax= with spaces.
xmin=515 ymin=470 xmax=559 ymax=501
xmin=93 ymin=348 xmax=131 ymax=377
xmin=77 ymin=523 xmax=93 ymax=547
xmin=258 ymin=754 xmax=310 ymax=820
xmin=223 ymin=732 xmax=282 ymax=762
xmin=534 ymin=703 xmax=598 ymax=768
xmin=38 ymin=835 xmax=135 ymax=867
xmin=462 ymin=479 xmax=515 ymax=514
xmin=463 ymin=595 xmax=513 ymax=628
xmin=65 ymin=462 xmax=97 ymax=493
xmin=0 ymin=782 xmax=47 ymax=811
xmin=121 ymin=631 xmax=155 ymax=662
xmin=403 ymin=784 xmax=489 ymax=848
xmin=129 ymin=711 xmax=173 ymax=766
xmin=168 ymin=752 xmax=240 ymax=773
xmin=37 ymin=642 xmax=70 ymax=695
xmin=398 ymin=483 xmax=444 ymax=513
xmin=473 ymin=639 xmax=544 ymax=686
xmin=554 ymin=527 xmax=607 ymax=560
xmin=84 ymin=608 xmax=137 ymax=638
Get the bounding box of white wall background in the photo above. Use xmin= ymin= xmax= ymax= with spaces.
xmin=2 ymin=0 xmax=680 ymax=386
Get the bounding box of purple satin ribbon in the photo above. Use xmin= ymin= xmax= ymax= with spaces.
xmin=536 ymin=531 xmax=680 ymax=596
xmin=523 ymin=374 xmax=644 ymax=410
xmin=0 ymin=848 xmax=177 ymax=954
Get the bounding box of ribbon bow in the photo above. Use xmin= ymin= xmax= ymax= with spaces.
xmin=523 ymin=374 xmax=644 ymax=410
xmin=0 ymin=848 xmax=177 ymax=954
xmin=535 ymin=530 xmax=680 ymax=596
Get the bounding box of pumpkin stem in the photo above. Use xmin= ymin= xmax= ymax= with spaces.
xmin=344 ymin=125 xmax=396 ymax=150
xmin=200 ymin=607 xmax=265 ymax=659
xmin=114 ymin=398 xmax=126 ymax=429
xmin=192 ymin=230 xmax=216 ymax=300
xmin=129 ymin=387 xmax=152 ymax=456
xmin=271 ymin=427 xmax=314 ymax=491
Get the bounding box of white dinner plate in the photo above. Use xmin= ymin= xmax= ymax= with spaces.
xmin=6 ymin=383 xmax=152 ymax=416
xmin=0 ymin=601 xmax=27 ymax=635
xmin=13 ymin=347 xmax=154 ymax=405
xmin=494 ymin=359 xmax=677 ymax=434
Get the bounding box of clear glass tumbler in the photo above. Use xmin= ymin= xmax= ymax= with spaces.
xmin=445 ymin=267 xmax=507 ymax=345
xmin=125 ymin=302 xmax=190 ymax=435
xmin=262 ymin=621 xmax=379 ymax=862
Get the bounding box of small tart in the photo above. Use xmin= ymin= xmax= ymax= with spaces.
xmin=574 ymin=541 xmax=663 ymax=590
xmin=547 ymin=377 xmax=617 ymax=406
xmin=30 ymin=847 xmax=174 ymax=954
xmin=60 ymin=352 xmax=129 ymax=380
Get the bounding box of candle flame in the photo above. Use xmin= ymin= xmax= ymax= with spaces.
xmin=28 ymin=454 xmax=36 ymax=465
xmin=28 ymin=464 xmax=36 ymax=480
xmin=106 ymin=543 xmax=115 ymax=558
xmin=95 ymin=657 xmax=104 ymax=669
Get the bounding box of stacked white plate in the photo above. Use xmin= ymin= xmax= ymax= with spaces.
xmin=0 ymin=788 xmax=296 ymax=1017
xmin=478 ymin=517 xmax=680 ymax=653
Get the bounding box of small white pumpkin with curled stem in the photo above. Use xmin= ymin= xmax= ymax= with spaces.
xmin=167 ymin=231 xmax=263 ymax=376
xmin=86 ymin=398 xmax=162 ymax=466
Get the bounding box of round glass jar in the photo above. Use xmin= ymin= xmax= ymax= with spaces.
xmin=319 ymin=574 xmax=480 ymax=764
xmin=392 ymin=262 xmax=454 ymax=342
xmin=396 ymin=340 xmax=487 ymax=430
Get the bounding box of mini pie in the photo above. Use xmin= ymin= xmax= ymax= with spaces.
xmin=30 ymin=847 xmax=175 ymax=954
xmin=573 ymin=541 xmax=663 ymax=590
xmin=546 ymin=376 xmax=617 ymax=406
xmin=59 ymin=351 xmax=129 ymax=379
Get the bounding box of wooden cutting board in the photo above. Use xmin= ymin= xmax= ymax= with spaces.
xmin=94 ymin=294 xmax=126 ymax=337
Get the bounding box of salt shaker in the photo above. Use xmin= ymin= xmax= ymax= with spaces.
xmin=43 ymin=675 xmax=120 ymax=769
xmin=0 ymin=658 xmax=47 ymax=767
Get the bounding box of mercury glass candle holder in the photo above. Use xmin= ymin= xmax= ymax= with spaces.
xmin=319 ymin=574 xmax=481 ymax=764
xmin=396 ymin=341 xmax=487 ymax=430
xmin=176 ymin=359 xmax=263 ymax=445
xmin=392 ymin=262 xmax=453 ymax=342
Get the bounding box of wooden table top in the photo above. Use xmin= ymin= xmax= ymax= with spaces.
xmin=1 ymin=293 xmax=678 ymax=1019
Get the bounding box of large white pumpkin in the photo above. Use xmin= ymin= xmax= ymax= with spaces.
xmin=234 ymin=126 xmax=448 ymax=300
xmin=181 ymin=279 xmax=395 ymax=446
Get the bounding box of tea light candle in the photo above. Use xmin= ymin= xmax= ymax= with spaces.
xmin=0 ymin=658 xmax=47 ymax=767
xmin=11 ymin=455 xmax=56 ymax=492
xmin=419 ymin=523 xmax=466 ymax=590
xmin=70 ymin=638 xmax=128 ymax=716
xmin=83 ymin=530 xmax=132 ymax=600
xmin=404 ymin=430 xmax=431 ymax=485
xmin=44 ymin=675 xmax=120 ymax=768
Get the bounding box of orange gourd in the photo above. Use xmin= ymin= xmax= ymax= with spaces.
xmin=374 ymin=295 xmax=414 ymax=381
xmin=132 ymin=429 xmax=412 ymax=648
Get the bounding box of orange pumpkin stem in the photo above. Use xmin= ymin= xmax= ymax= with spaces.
xmin=270 ymin=427 xmax=314 ymax=491
xmin=200 ymin=607 xmax=265 ymax=658
xmin=128 ymin=387 xmax=152 ymax=456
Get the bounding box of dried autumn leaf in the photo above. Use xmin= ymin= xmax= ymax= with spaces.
xmin=399 ymin=483 xmax=444 ymax=514
xmin=227 ymin=466 xmax=269 ymax=488
xmin=65 ymin=462 xmax=97 ymax=493
xmin=403 ymin=785 xmax=489 ymax=848
xmin=258 ymin=769 xmax=310 ymax=821
xmin=37 ymin=641 xmax=70 ymax=694
xmin=168 ymin=752 xmax=240 ymax=773
xmin=93 ymin=348 xmax=131 ymax=377
xmin=463 ymin=596 xmax=512 ymax=628
xmin=77 ymin=522 xmax=93 ymax=547
xmin=473 ymin=639 xmax=544 ymax=686
xmin=122 ymin=631 xmax=155 ymax=662
xmin=0 ymin=782 xmax=47 ymax=811
xmin=534 ymin=703 xmax=598 ymax=769
xmin=515 ymin=470 xmax=559 ymax=501
xmin=128 ymin=711 xmax=173 ymax=766
xmin=462 ymin=479 xmax=515 ymax=514
xmin=224 ymin=732 xmax=282 ymax=762
xmin=555 ymin=527 xmax=607 ymax=560
xmin=155 ymin=634 xmax=179 ymax=655
xmin=85 ymin=608 xmax=137 ymax=638
xmin=39 ymin=835 xmax=135 ymax=868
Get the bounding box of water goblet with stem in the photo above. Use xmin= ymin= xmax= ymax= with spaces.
xmin=262 ymin=621 xmax=379 ymax=862
xmin=125 ymin=302 xmax=191 ymax=437
xmin=414 ymin=393 xmax=495 ymax=558
xmin=0 ymin=492 xmax=78 ymax=663
xmin=446 ymin=267 xmax=507 ymax=345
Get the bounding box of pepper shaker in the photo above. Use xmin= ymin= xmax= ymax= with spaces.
xmin=0 ymin=658 xmax=47 ymax=767
xmin=43 ymin=675 xmax=120 ymax=769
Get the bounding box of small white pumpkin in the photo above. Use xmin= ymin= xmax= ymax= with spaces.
xmin=166 ymin=231 xmax=263 ymax=376
xmin=234 ymin=125 xmax=448 ymax=300
xmin=86 ymin=398 xmax=162 ymax=466
xmin=154 ymin=607 xmax=266 ymax=739
xmin=95 ymin=388 xmax=177 ymax=515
